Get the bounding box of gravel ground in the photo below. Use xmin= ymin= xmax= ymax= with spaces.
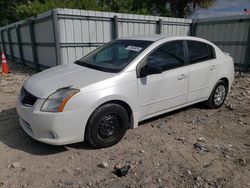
xmin=0 ymin=63 xmax=249 ymax=188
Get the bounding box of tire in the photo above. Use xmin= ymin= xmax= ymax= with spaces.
xmin=206 ymin=80 xmax=228 ymax=109
xmin=85 ymin=103 xmax=129 ymax=148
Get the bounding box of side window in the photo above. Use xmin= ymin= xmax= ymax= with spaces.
xmin=187 ymin=41 xmax=215 ymax=64
xmin=147 ymin=41 xmax=185 ymax=71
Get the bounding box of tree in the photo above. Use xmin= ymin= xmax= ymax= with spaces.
xmin=14 ymin=0 xmax=173 ymax=22
xmin=0 ymin=0 xmax=27 ymax=26
xmin=166 ymin=0 xmax=215 ymax=18
xmin=0 ymin=0 xmax=215 ymax=26
xmin=98 ymin=0 xmax=172 ymax=16
xmin=15 ymin=0 xmax=100 ymax=20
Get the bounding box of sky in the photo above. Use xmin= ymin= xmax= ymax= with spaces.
xmin=193 ymin=0 xmax=250 ymax=18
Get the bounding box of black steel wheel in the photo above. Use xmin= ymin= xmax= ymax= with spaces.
xmin=85 ymin=103 xmax=129 ymax=148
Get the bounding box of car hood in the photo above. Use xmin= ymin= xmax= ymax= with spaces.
xmin=23 ymin=64 xmax=116 ymax=98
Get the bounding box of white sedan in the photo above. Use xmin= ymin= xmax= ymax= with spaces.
xmin=16 ymin=35 xmax=234 ymax=148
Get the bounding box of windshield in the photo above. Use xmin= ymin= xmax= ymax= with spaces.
xmin=75 ymin=40 xmax=153 ymax=73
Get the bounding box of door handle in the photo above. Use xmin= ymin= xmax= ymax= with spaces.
xmin=210 ymin=65 xmax=216 ymax=70
xmin=178 ymin=74 xmax=188 ymax=80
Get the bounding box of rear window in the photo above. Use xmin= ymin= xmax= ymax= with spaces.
xmin=187 ymin=41 xmax=215 ymax=64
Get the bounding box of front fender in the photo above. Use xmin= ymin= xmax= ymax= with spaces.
xmin=67 ymin=81 xmax=139 ymax=140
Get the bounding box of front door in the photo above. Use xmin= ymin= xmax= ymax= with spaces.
xmin=137 ymin=40 xmax=189 ymax=120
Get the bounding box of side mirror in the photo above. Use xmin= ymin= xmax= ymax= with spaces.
xmin=140 ymin=64 xmax=163 ymax=77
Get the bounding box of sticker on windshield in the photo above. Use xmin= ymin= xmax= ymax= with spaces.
xmin=126 ymin=46 xmax=142 ymax=52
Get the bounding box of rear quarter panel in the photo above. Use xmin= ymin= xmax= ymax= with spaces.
xmin=217 ymin=54 xmax=235 ymax=92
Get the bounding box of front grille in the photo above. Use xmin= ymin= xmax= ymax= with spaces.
xmin=21 ymin=87 xmax=37 ymax=106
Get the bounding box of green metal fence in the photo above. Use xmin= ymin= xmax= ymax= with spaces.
xmin=1 ymin=8 xmax=249 ymax=71
xmin=0 ymin=8 xmax=192 ymax=71
xmin=194 ymin=15 xmax=250 ymax=71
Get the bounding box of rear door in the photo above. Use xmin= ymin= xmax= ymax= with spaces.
xmin=186 ymin=40 xmax=219 ymax=103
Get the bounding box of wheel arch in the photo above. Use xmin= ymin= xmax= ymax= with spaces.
xmin=209 ymin=77 xmax=230 ymax=97
xmin=102 ymin=100 xmax=134 ymax=129
xmin=84 ymin=99 xmax=134 ymax=148
xmin=87 ymin=96 xmax=137 ymax=130
xmin=219 ymin=77 xmax=229 ymax=87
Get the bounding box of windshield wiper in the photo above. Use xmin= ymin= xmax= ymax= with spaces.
xmin=75 ymin=60 xmax=91 ymax=67
xmin=74 ymin=60 xmax=86 ymax=64
xmin=74 ymin=60 xmax=118 ymax=73
xmin=75 ymin=60 xmax=98 ymax=69
xmin=74 ymin=60 xmax=81 ymax=63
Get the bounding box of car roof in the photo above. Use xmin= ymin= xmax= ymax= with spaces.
xmin=119 ymin=35 xmax=205 ymax=42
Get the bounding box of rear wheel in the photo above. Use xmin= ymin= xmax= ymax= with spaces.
xmin=206 ymin=80 xmax=228 ymax=109
xmin=85 ymin=103 xmax=129 ymax=148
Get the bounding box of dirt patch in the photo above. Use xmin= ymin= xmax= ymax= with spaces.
xmin=0 ymin=63 xmax=249 ymax=188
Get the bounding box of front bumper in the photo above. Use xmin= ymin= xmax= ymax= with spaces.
xmin=16 ymin=95 xmax=89 ymax=145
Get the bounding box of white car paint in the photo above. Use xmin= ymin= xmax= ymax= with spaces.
xmin=16 ymin=35 xmax=234 ymax=145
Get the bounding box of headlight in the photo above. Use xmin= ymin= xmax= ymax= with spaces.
xmin=41 ymin=88 xmax=79 ymax=112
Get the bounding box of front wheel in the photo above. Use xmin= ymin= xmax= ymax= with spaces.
xmin=85 ymin=103 xmax=129 ymax=148
xmin=206 ymin=80 xmax=228 ymax=109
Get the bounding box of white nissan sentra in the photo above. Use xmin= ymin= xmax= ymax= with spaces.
xmin=16 ymin=35 xmax=234 ymax=148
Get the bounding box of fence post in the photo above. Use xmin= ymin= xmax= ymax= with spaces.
xmin=16 ymin=24 xmax=25 ymax=66
xmin=0 ymin=30 xmax=3 ymax=52
xmin=244 ymin=22 xmax=250 ymax=71
xmin=7 ymin=27 xmax=14 ymax=60
xmin=29 ymin=19 xmax=40 ymax=71
xmin=191 ymin=21 xmax=197 ymax=36
xmin=157 ymin=19 xmax=163 ymax=34
xmin=0 ymin=30 xmax=2 ymax=53
xmin=1 ymin=30 xmax=6 ymax=54
xmin=113 ymin=15 xmax=118 ymax=39
xmin=52 ymin=9 xmax=61 ymax=66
